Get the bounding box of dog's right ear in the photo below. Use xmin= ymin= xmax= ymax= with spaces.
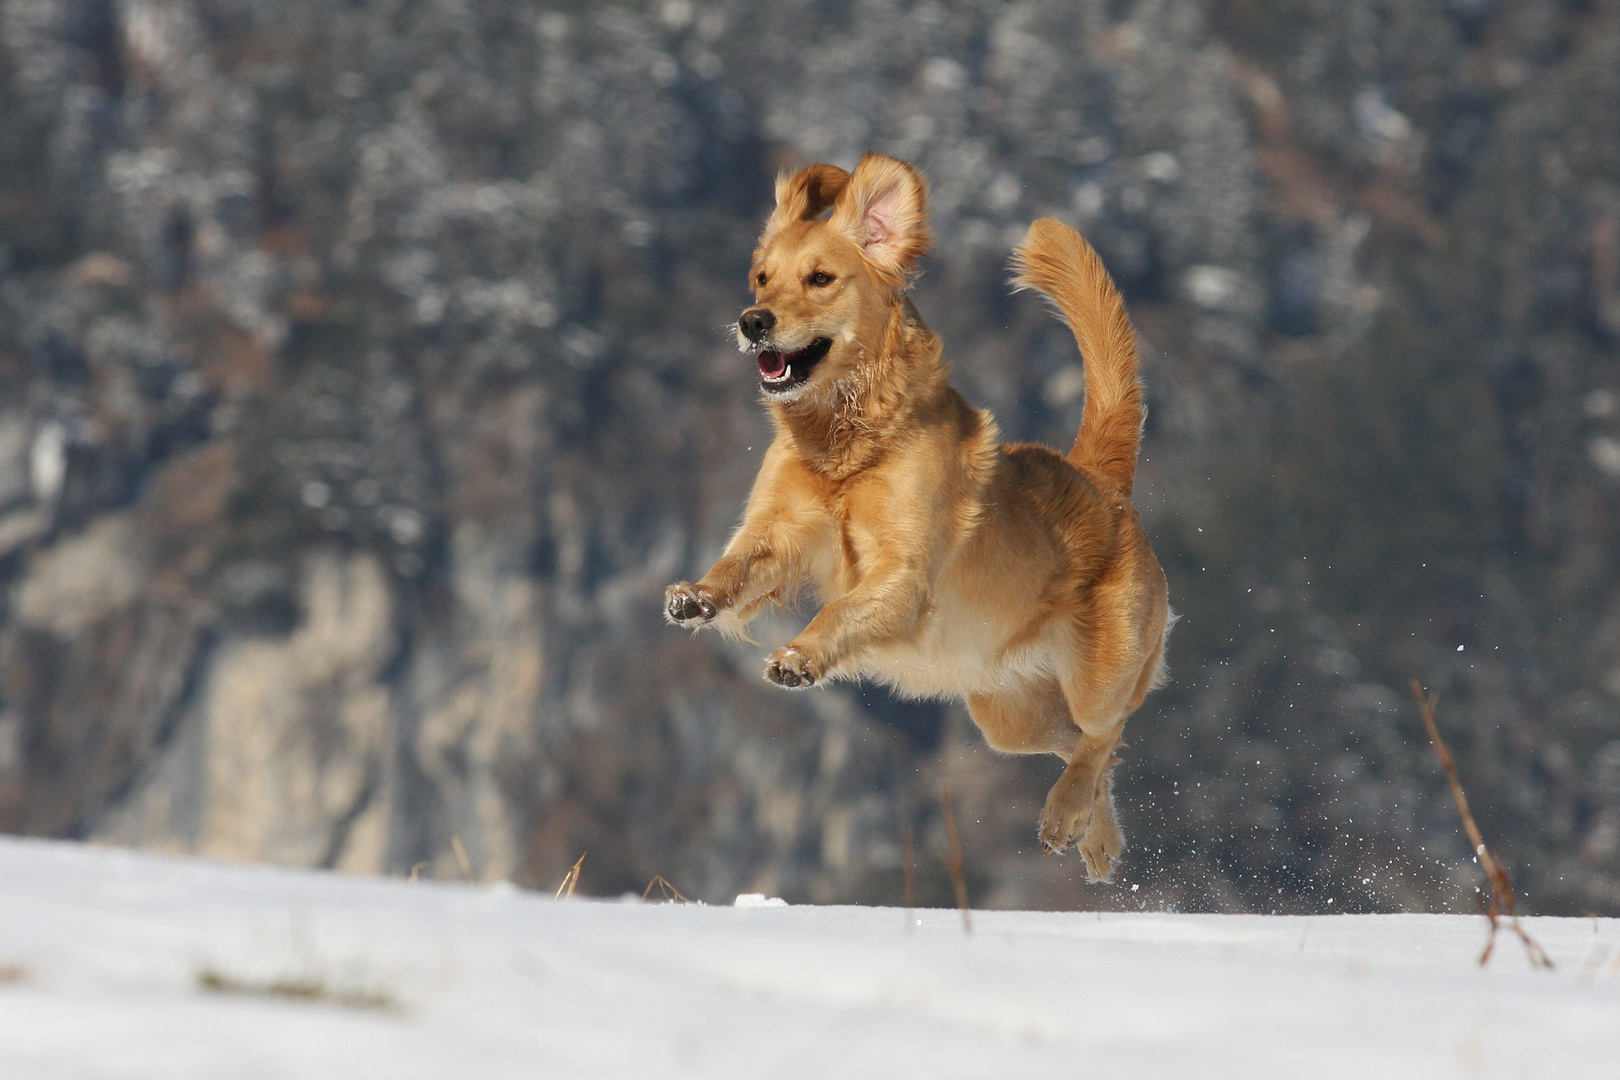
xmin=761 ymin=163 xmax=851 ymax=243
xmin=828 ymin=152 xmax=930 ymax=286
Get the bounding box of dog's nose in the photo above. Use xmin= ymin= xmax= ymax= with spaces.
xmin=739 ymin=308 xmax=776 ymax=343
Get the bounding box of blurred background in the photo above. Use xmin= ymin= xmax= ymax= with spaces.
xmin=0 ymin=0 xmax=1617 ymax=914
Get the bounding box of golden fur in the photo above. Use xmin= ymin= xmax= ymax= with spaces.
xmin=665 ymin=152 xmax=1171 ymax=882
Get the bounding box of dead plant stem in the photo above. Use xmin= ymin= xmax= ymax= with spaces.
xmin=555 ymin=852 xmax=586 ymax=900
xmin=1410 ymin=679 xmax=1553 ymax=970
xmin=902 ymin=822 xmax=916 ymax=932
xmin=642 ymin=874 xmax=690 ymax=903
xmin=940 ymin=788 xmax=972 ymax=935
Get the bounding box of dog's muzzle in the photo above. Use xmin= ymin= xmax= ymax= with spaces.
xmin=757 ymin=338 xmax=832 ymax=395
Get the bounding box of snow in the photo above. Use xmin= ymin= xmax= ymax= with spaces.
xmin=0 ymin=837 xmax=1615 ymax=1079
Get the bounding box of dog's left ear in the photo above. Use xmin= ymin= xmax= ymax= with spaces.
xmin=830 ymin=152 xmax=931 ymax=285
xmin=762 ymin=162 xmax=851 ymax=243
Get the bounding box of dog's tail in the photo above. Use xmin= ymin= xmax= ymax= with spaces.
xmin=1010 ymin=218 xmax=1143 ymax=497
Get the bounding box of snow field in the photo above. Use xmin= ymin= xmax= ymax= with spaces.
xmin=0 ymin=837 xmax=1615 ymax=1078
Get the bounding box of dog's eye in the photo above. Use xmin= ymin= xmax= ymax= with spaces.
xmin=809 ymin=271 xmax=834 ymax=287
xmin=755 ymin=272 xmax=767 ymax=286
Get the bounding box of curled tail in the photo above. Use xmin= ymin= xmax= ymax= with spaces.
xmin=1010 ymin=218 xmax=1143 ymax=497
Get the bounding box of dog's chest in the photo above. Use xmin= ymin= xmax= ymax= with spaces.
xmin=812 ymin=478 xmax=911 ymax=596
xmin=814 ymin=500 xmax=867 ymax=599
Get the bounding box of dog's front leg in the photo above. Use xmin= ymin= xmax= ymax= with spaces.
xmin=666 ymin=458 xmax=831 ymax=632
xmin=666 ymin=522 xmax=789 ymax=625
xmin=762 ymin=555 xmax=927 ymax=688
xmin=666 ymin=542 xmax=787 ymax=629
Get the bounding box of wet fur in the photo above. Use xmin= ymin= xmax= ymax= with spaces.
xmin=665 ymin=153 xmax=1171 ymax=882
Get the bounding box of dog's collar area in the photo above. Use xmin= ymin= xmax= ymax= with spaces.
xmin=758 ymin=337 xmax=832 ymax=394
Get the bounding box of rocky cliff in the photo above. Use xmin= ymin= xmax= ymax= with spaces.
xmin=1 ymin=0 xmax=1617 ymax=912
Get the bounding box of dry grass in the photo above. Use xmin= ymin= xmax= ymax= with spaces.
xmin=554 ymin=852 xmax=586 ymax=900
xmin=196 ymin=966 xmax=400 ymax=1012
xmin=642 ymin=875 xmax=691 ymax=903
xmin=940 ymin=788 xmax=972 ymax=935
xmin=450 ymin=835 xmax=475 ymax=884
xmin=901 ymin=822 xmax=917 ymax=932
xmin=1410 ymin=680 xmax=1554 ymax=970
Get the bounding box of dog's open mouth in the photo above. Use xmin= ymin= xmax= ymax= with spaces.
xmin=757 ymin=338 xmax=832 ymax=394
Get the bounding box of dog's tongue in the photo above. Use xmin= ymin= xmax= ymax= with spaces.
xmin=757 ymin=350 xmax=788 ymax=379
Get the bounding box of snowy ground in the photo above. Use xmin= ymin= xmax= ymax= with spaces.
xmin=0 ymin=838 xmax=1616 ymax=1079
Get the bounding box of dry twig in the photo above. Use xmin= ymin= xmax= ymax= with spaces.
xmin=642 ymin=874 xmax=691 ymax=903
xmin=451 ymin=835 xmax=475 ymax=884
xmin=940 ymin=788 xmax=972 ymax=935
xmin=554 ymin=852 xmax=586 ymax=900
xmin=1410 ymin=679 xmax=1553 ymax=970
xmin=901 ymin=821 xmax=917 ymax=932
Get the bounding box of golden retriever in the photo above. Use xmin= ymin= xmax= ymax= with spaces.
xmin=665 ymin=152 xmax=1170 ymax=882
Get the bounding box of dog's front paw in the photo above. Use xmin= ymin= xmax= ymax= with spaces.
xmin=1037 ymin=772 xmax=1095 ymax=855
xmin=764 ymin=646 xmax=819 ymax=689
xmin=665 ymin=582 xmax=719 ymax=626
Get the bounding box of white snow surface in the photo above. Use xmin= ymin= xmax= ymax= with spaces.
xmin=0 ymin=837 xmax=1616 ymax=1079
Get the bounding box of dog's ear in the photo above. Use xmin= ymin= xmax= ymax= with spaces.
xmin=762 ymin=163 xmax=851 ymax=242
xmin=829 ymin=152 xmax=931 ymax=285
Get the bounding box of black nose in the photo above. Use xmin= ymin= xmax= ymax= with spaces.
xmin=739 ymin=308 xmax=776 ymax=343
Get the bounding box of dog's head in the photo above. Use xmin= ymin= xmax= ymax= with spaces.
xmin=736 ymin=153 xmax=930 ymax=401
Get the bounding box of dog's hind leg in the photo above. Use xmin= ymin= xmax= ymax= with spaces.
xmin=970 ymin=676 xmax=1127 ymax=879
xmin=1076 ymin=762 xmax=1124 ymax=882
xmin=1037 ymin=622 xmax=1138 ymax=865
xmin=1038 ymin=575 xmax=1165 ymax=876
xmin=1037 ymin=712 xmax=1125 ymax=861
xmin=1071 ymin=625 xmax=1165 ymax=880
xmin=966 ymin=680 xmax=1073 ymax=756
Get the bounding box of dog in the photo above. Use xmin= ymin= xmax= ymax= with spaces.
xmin=665 ymin=152 xmax=1171 ymax=882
